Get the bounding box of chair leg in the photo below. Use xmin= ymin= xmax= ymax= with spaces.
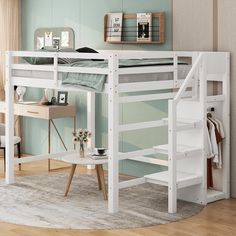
xmin=17 ymin=143 xmax=21 ymax=171
xmin=3 ymin=148 xmax=5 ymax=173
xmin=2 ymin=143 xmax=22 ymax=172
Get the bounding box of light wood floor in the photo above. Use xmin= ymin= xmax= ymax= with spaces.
xmin=0 ymin=158 xmax=235 ymax=236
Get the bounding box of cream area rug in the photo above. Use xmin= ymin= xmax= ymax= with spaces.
xmin=0 ymin=173 xmax=203 ymax=229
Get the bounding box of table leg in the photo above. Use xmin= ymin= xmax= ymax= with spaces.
xmin=48 ymin=120 xmax=51 ymax=172
xmin=73 ymin=116 xmax=76 ymax=150
xmin=95 ymin=165 xmax=102 ymax=190
xmin=97 ymin=164 xmax=107 ymax=200
xmin=65 ymin=164 xmax=77 ymax=197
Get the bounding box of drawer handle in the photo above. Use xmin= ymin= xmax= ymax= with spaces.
xmin=27 ymin=111 xmax=39 ymax=114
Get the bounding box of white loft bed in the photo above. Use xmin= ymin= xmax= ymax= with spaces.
xmin=4 ymin=50 xmax=230 ymax=214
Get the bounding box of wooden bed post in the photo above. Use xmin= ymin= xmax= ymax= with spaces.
xmin=87 ymin=92 xmax=95 ymax=148
xmin=87 ymin=91 xmax=96 ymax=169
xmin=5 ymin=51 xmax=15 ymax=184
xmin=108 ymin=53 xmax=119 ymax=213
xmin=199 ymin=54 xmax=207 ymax=205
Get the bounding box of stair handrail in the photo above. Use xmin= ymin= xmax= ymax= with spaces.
xmin=173 ymin=53 xmax=203 ymax=105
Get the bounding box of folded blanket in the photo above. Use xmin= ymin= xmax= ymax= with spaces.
xmin=62 ymin=60 xmax=107 ymax=92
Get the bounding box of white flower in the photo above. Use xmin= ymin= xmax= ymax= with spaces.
xmin=72 ymin=128 xmax=92 ymax=144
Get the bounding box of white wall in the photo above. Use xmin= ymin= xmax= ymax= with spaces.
xmin=218 ymin=0 xmax=236 ymax=197
xmin=173 ymin=0 xmax=214 ymax=51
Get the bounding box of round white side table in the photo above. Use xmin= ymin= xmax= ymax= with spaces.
xmin=62 ymin=153 xmax=108 ymax=200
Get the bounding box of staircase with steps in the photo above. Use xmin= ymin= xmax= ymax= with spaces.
xmin=144 ymin=54 xmax=206 ymax=213
xmin=146 ymin=111 xmax=205 ymax=213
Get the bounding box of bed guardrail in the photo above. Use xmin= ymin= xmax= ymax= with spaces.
xmin=8 ymin=51 xmax=197 ymax=90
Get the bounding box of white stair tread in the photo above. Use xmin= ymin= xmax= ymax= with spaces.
xmin=207 ymin=189 xmax=226 ymax=203
xmin=153 ymin=144 xmax=202 ymax=157
xmin=145 ymin=171 xmax=202 ymax=189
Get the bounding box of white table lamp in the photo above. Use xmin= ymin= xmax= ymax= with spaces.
xmin=16 ymin=86 xmax=26 ymax=102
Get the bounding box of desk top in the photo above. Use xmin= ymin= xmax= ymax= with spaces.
xmin=0 ymin=101 xmax=76 ymax=119
xmin=62 ymin=153 xmax=108 ymax=165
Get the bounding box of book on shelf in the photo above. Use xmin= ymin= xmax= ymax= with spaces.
xmin=137 ymin=13 xmax=152 ymax=42
xmin=106 ymin=12 xmax=123 ymax=42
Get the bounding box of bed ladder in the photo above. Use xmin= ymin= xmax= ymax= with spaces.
xmin=144 ymin=53 xmax=206 ymax=213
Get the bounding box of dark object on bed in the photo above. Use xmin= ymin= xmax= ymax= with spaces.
xmin=75 ymin=47 xmax=98 ymax=53
xmin=75 ymin=47 xmax=104 ymax=61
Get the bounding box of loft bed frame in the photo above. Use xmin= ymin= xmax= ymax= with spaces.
xmin=4 ymin=50 xmax=230 ymax=214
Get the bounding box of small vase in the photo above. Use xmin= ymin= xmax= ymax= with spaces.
xmin=80 ymin=142 xmax=85 ymax=158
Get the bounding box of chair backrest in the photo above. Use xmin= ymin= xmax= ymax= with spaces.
xmin=0 ymin=123 xmax=5 ymax=136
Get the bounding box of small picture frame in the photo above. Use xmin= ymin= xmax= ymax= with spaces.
xmin=57 ymin=91 xmax=68 ymax=105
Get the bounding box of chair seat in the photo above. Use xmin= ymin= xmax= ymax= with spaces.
xmin=0 ymin=136 xmax=21 ymax=147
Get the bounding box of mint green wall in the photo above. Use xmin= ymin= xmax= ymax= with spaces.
xmin=21 ymin=0 xmax=171 ymax=176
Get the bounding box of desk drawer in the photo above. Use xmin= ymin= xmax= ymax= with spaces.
xmin=16 ymin=105 xmax=47 ymax=119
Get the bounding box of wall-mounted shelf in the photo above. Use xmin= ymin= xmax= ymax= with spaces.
xmin=104 ymin=12 xmax=165 ymax=44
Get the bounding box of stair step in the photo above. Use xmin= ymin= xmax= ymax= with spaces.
xmin=145 ymin=171 xmax=202 ymax=189
xmin=153 ymin=144 xmax=203 ymax=159
xmin=162 ymin=118 xmax=203 ymax=131
xmin=129 ymin=155 xmax=169 ymax=167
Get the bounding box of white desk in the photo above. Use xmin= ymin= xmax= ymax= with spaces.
xmin=0 ymin=101 xmax=76 ymax=170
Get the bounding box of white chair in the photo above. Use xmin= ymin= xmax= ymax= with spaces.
xmin=0 ymin=123 xmax=21 ymax=171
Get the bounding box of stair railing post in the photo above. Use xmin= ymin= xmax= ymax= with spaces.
xmin=199 ymin=54 xmax=207 ymax=204
xmin=168 ymin=99 xmax=177 ymax=213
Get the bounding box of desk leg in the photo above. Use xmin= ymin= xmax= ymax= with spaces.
xmin=51 ymin=119 xmax=67 ymax=150
xmin=48 ymin=120 xmax=51 ymax=172
xmin=65 ymin=164 xmax=77 ymax=197
xmin=48 ymin=118 xmax=73 ymax=171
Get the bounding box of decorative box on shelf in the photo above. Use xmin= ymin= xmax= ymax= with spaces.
xmin=137 ymin=12 xmax=152 ymax=42
xmin=105 ymin=12 xmax=123 ymax=42
xmin=104 ymin=12 xmax=165 ymax=44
